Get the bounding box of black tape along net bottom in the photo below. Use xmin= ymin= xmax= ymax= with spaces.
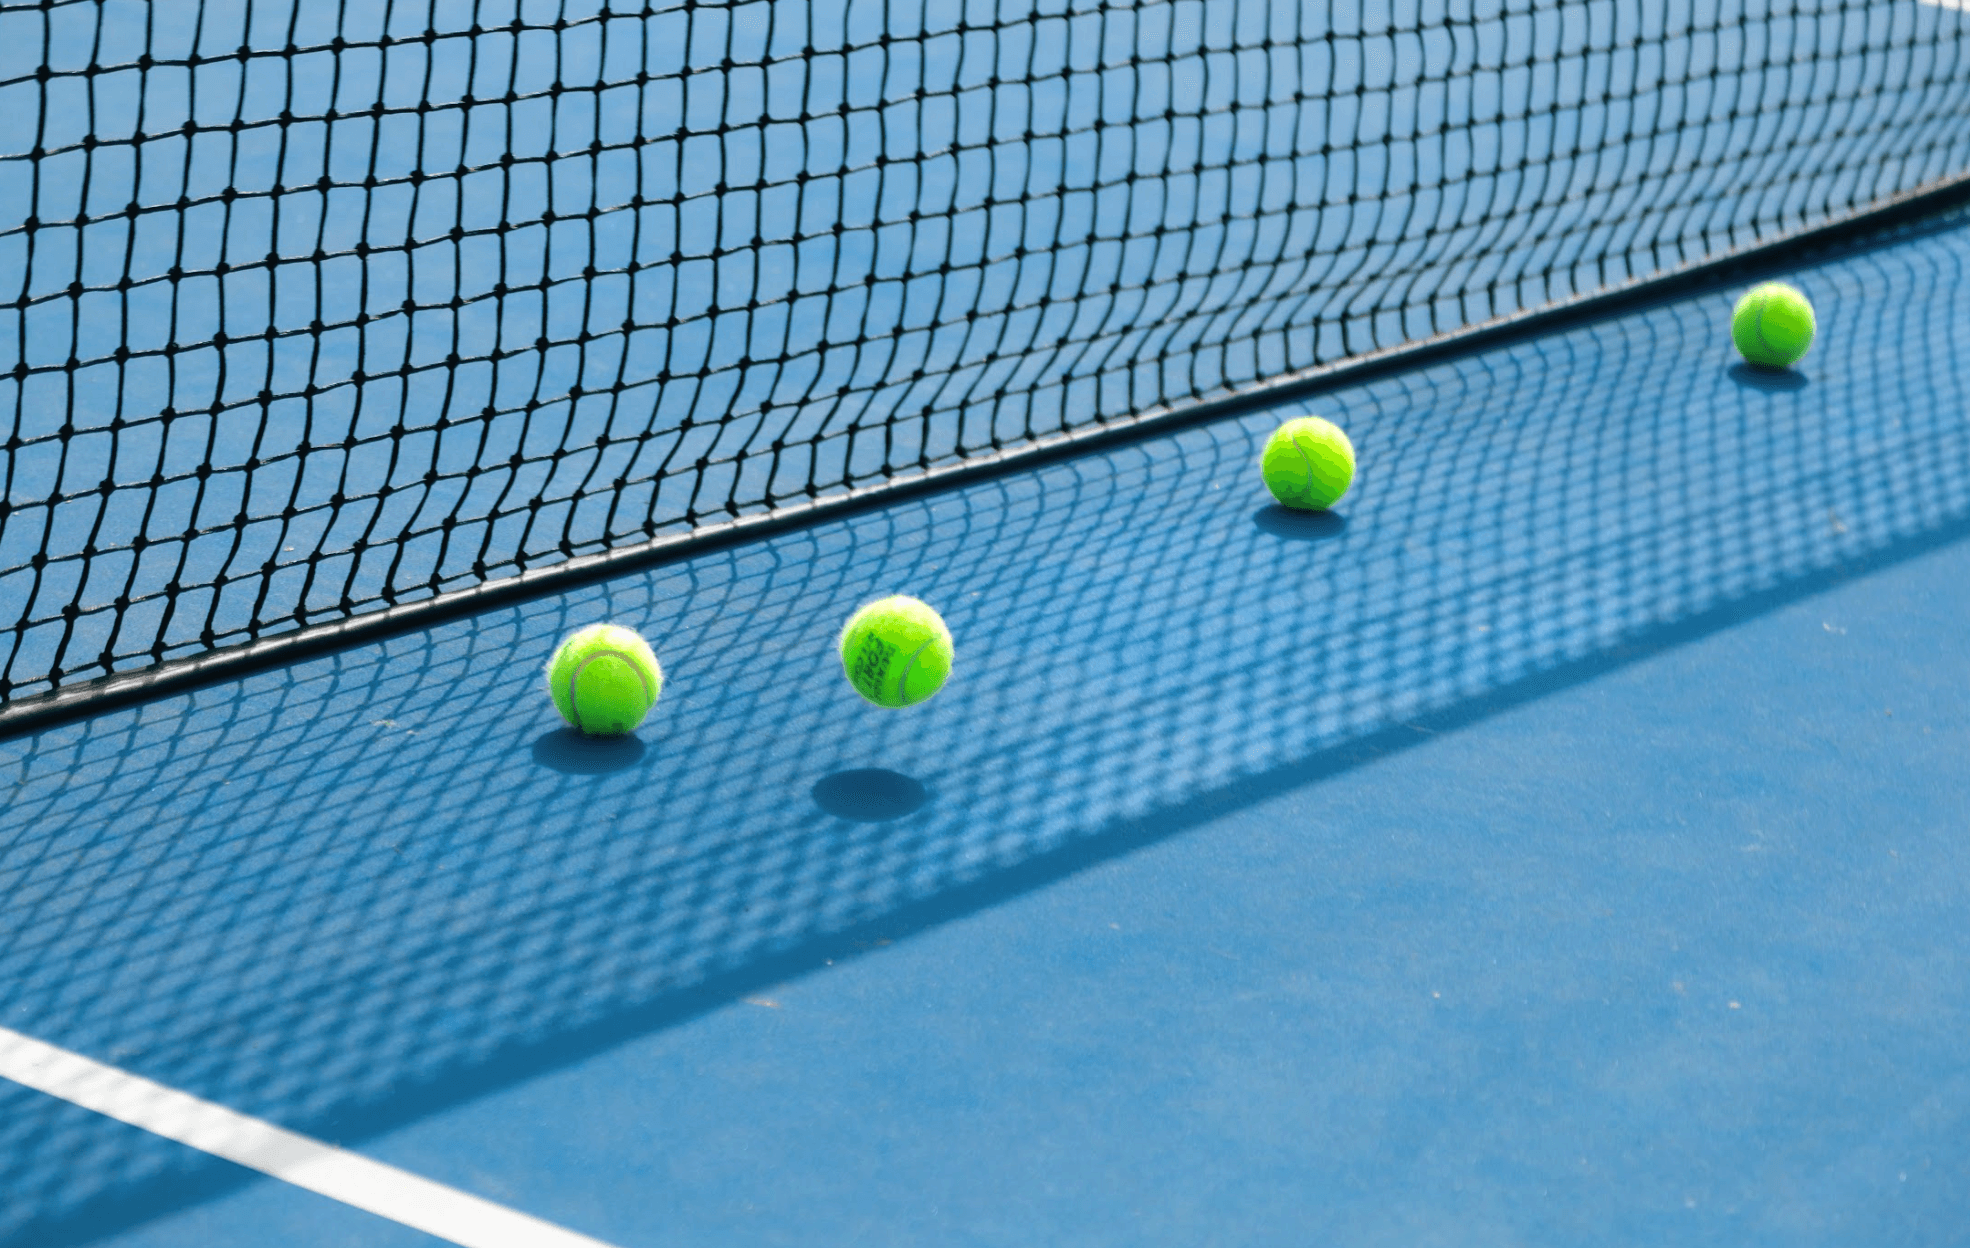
xmin=3 ymin=0 xmax=1969 ymax=707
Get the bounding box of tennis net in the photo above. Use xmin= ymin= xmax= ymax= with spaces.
xmin=4 ymin=0 xmax=1969 ymax=719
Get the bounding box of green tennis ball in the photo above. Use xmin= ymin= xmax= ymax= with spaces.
xmin=1261 ymin=416 xmax=1355 ymax=511
xmin=545 ymin=623 xmax=663 ymax=735
xmin=839 ymin=595 xmax=953 ymax=708
xmin=1731 ymin=281 xmax=1816 ymax=369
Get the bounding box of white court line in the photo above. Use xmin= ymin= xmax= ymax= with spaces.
xmin=1921 ymin=0 xmax=1970 ymax=9
xmin=0 ymin=1026 xmax=623 ymax=1248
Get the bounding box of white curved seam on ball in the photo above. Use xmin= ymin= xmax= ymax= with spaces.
xmin=568 ymin=648 xmax=647 ymax=731
xmin=1292 ymin=434 xmax=1319 ymax=502
xmin=896 ymin=635 xmax=935 ymax=706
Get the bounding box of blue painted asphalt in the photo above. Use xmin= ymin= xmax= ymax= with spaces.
xmin=110 ymin=522 xmax=1970 ymax=1248
xmin=6 ymin=206 xmax=1970 ymax=1245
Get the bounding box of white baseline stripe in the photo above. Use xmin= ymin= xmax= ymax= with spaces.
xmin=1921 ymin=0 xmax=1970 ymax=9
xmin=0 ymin=1026 xmax=623 ymax=1248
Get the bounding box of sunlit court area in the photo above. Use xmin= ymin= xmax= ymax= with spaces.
xmin=6 ymin=1 xmax=1970 ymax=1245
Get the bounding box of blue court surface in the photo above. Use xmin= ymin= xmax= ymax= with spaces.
xmin=6 ymin=192 xmax=1970 ymax=1245
xmin=8 ymin=0 xmax=1970 ymax=701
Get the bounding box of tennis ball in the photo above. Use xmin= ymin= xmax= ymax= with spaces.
xmin=839 ymin=595 xmax=953 ymax=708
xmin=545 ymin=623 xmax=662 ymax=735
xmin=1261 ymin=416 xmax=1355 ymax=511
xmin=1732 ymin=281 xmax=1816 ymax=368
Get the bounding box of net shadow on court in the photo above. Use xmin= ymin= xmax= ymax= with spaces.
xmin=4 ymin=207 xmax=1970 ymax=1245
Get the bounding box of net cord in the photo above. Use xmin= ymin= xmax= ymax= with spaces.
xmin=6 ymin=165 xmax=1967 ymax=742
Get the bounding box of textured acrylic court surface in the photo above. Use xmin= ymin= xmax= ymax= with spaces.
xmin=5 ymin=209 xmax=1970 ymax=1244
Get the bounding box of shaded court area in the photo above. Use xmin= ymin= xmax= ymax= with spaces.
xmin=3 ymin=205 xmax=1970 ymax=1245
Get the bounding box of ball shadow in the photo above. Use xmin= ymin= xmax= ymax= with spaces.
xmin=531 ymin=727 xmax=647 ymax=775
xmin=813 ymin=768 xmax=930 ymax=822
xmin=1252 ymin=505 xmax=1349 ymax=541
xmin=1728 ymin=362 xmax=1809 ymax=393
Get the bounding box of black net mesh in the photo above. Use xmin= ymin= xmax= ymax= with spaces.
xmin=4 ymin=0 xmax=1970 ymax=708
xmin=5 ymin=204 xmax=1970 ymax=1242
